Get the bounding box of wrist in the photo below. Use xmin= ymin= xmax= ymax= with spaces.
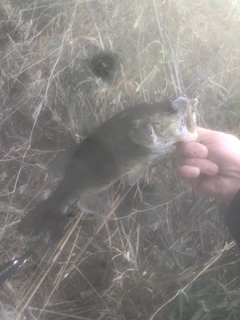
xmin=225 ymin=190 xmax=240 ymax=249
xmin=225 ymin=178 xmax=240 ymax=204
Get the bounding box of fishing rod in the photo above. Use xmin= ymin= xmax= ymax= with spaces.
xmin=0 ymin=236 xmax=44 ymax=286
xmin=151 ymin=0 xmax=240 ymax=97
xmin=179 ymin=31 xmax=240 ymax=96
xmin=1 ymin=31 xmax=240 ymax=288
xmin=0 ymin=217 xmax=74 ymax=286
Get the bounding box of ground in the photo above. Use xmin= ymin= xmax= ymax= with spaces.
xmin=0 ymin=0 xmax=240 ymax=319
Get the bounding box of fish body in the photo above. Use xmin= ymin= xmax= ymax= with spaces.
xmin=17 ymin=97 xmax=198 ymax=245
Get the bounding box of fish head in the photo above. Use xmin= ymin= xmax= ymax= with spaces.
xmin=130 ymin=97 xmax=198 ymax=154
xmin=153 ymin=97 xmax=198 ymax=144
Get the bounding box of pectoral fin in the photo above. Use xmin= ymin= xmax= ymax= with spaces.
xmin=77 ymin=188 xmax=111 ymax=214
xmin=127 ymin=165 xmax=146 ymax=185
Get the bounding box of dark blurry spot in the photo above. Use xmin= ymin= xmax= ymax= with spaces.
xmin=89 ymin=50 xmax=120 ymax=82
xmin=99 ymin=260 xmax=107 ymax=269
xmin=171 ymin=97 xmax=188 ymax=113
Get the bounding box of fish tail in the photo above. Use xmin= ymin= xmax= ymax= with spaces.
xmin=17 ymin=199 xmax=66 ymax=245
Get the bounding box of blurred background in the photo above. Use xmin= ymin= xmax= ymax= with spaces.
xmin=0 ymin=0 xmax=240 ymax=319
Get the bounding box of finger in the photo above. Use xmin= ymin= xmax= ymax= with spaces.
xmin=197 ymin=127 xmax=225 ymax=144
xmin=177 ymin=167 xmax=219 ymax=199
xmin=178 ymin=158 xmax=219 ymax=176
xmin=177 ymin=165 xmax=200 ymax=182
xmin=176 ymin=141 xmax=208 ymax=159
xmin=197 ymin=127 xmax=216 ymax=142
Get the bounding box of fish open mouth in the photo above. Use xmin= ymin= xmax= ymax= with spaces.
xmin=185 ymin=98 xmax=198 ymax=133
xmin=171 ymin=97 xmax=198 ymax=143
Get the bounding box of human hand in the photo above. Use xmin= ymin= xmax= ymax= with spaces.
xmin=177 ymin=127 xmax=240 ymax=204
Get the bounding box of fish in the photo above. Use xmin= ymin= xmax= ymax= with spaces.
xmin=17 ymin=97 xmax=198 ymax=245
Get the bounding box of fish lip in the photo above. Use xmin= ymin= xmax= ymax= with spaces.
xmin=185 ymin=98 xmax=198 ymax=133
xmin=174 ymin=97 xmax=198 ymax=143
xmin=171 ymin=97 xmax=198 ymax=114
xmin=172 ymin=97 xmax=198 ymax=133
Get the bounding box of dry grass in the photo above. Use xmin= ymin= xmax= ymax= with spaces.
xmin=0 ymin=0 xmax=240 ymax=319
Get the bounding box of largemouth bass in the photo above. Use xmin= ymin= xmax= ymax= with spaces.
xmin=17 ymin=97 xmax=198 ymax=245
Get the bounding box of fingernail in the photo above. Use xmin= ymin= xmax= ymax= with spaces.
xmin=206 ymin=163 xmax=219 ymax=175
xmin=188 ymin=166 xmax=200 ymax=178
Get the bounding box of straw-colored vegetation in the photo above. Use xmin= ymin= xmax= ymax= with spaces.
xmin=1 ymin=0 xmax=240 ymax=319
